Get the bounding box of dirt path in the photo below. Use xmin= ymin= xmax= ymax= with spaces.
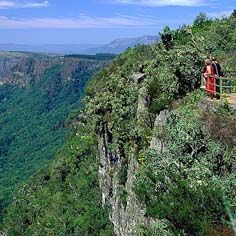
xmin=227 ymin=93 xmax=236 ymax=107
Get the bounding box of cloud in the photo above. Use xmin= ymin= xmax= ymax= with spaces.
xmin=0 ymin=0 xmax=49 ymax=9
xmin=0 ymin=15 xmax=166 ymax=29
xmin=108 ymin=0 xmax=213 ymax=7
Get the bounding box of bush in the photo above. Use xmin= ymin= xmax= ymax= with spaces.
xmin=134 ymin=92 xmax=235 ymax=235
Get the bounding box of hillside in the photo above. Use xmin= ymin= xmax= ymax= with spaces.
xmin=83 ymin=35 xmax=159 ymax=54
xmin=2 ymin=13 xmax=236 ymax=236
xmin=0 ymin=52 xmax=113 ymax=222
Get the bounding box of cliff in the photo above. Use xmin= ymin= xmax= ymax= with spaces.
xmin=2 ymin=13 xmax=236 ymax=236
xmin=0 ymin=52 xmax=106 ymax=86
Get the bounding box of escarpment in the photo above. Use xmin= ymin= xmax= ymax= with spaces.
xmin=98 ymin=76 xmax=151 ymax=235
xmin=97 ymin=73 xmax=180 ymax=235
xmin=2 ymin=13 xmax=236 ymax=235
xmin=0 ymin=52 xmax=106 ymax=86
xmin=88 ymin=28 xmax=235 ymax=234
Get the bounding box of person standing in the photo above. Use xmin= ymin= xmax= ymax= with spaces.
xmin=203 ymin=59 xmax=216 ymax=99
xmin=211 ymin=57 xmax=223 ymax=99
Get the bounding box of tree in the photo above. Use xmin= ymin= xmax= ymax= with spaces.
xmin=230 ymin=9 xmax=236 ymax=18
xmin=160 ymin=26 xmax=175 ymax=50
xmin=193 ymin=12 xmax=209 ymax=26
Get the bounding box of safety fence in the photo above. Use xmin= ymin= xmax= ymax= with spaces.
xmin=201 ymin=71 xmax=236 ymax=99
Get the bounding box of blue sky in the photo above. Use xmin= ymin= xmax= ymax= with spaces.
xmin=0 ymin=0 xmax=235 ymax=44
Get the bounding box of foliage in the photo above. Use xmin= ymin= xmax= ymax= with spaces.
xmin=3 ymin=11 xmax=236 ymax=235
xmin=65 ymin=53 xmax=116 ymax=60
xmin=137 ymin=220 xmax=175 ymax=236
xmin=2 ymin=123 xmax=114 ymax=236
xmin=134 ymin=92 xmax=236 ymax=235
xmin=160 ymin=26 xmax=175 ymax=50
xmin=0 ymin=60 xmax=101 ymax=222
xmin=193 ymin=12 xmax=212 ymax=27
xmin=200 ymin=110 xmax=236 ymax=147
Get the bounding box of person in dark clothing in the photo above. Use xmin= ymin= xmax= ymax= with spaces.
xmin=212 ymin=57 xmax=223 ymax=76
xmin=211 ymin=57 xmax=223 ymax=99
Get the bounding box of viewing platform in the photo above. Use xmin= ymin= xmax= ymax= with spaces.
xmin=227 ymin=93 xmax=236 ymax=108
xmin=201 ymin=72 xmax=236 ymax=110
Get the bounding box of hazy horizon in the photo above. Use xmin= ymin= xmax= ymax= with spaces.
xmin=0 ymin=34 xmax=156 ymax=46
xmin=0 ymin=0 xmax=235 ymax=45
xmin=0 ymin=34 xmax=159 ymax=54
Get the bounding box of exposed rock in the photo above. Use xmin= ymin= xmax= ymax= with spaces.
xmin=130 ymin=73 xmax=146 ymax=84
xmin=136 ymin=85 xmax=150 ymax=126
xmin=98 ymin=124 xmax=147 ymax=235
xmin=98 ymin=81 xmax=150 ymax=235
xmin=199 ymin=98 xmax=219 ymax=112
xmin=0 ymin=52 xmax=105 ymax=86
xmin=150 ymin=110 xmax=169 ymax=153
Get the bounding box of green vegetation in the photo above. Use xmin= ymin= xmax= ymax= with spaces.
xmin=3 ymin=122 xmax=114 ymax=235
xmin=65 ymin=53 xmax=116 ymax=60
xmin=0 ymin=60 xmax=102 ymax=222
xmin=85 ymin=12 xmax=236 ymax=235
xmin=134 ymin=92 xmax=236 ymax=235
xmin=2 ymin=12 xmax=236 ymax=235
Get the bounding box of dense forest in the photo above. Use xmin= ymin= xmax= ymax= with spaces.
xmin=0 ymin=54 xmax=112 ymax=223
xmin=1 ymin=12 xmax=236 ymax=235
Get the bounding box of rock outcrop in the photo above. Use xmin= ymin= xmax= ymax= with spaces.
xmin=98 ymin=76 xmax=169 ymax=235
xmin=0 ymin=52 xmax=105 ymax=86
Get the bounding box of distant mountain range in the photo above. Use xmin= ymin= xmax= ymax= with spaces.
xmin=0 ymin=35 xmax=159 ymax=55
xmin=83 ymin=35 xmax=159 ymax=54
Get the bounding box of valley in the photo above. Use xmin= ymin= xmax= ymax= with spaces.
xmin=0 ymin=52 xmax=113 ymax=221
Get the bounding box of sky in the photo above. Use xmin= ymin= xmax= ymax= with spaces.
xmin=0 ymin=0 xmax=235 ymax=44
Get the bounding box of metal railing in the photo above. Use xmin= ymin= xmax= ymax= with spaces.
xmin=201 ymin=72 xmax=236 ymax=99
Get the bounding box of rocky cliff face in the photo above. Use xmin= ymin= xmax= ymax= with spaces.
xmin=0 ymin=52 xmax=105 ymax=86
xmin=2 ymin=13 xmax=236 ymax=235
xmin=98 ymin=76 xmax=169 ymax=235
xmin=0 ymin=52 xmax=56 ymax=85
xmin=98 ymin=124 xmax=146 ymax=236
